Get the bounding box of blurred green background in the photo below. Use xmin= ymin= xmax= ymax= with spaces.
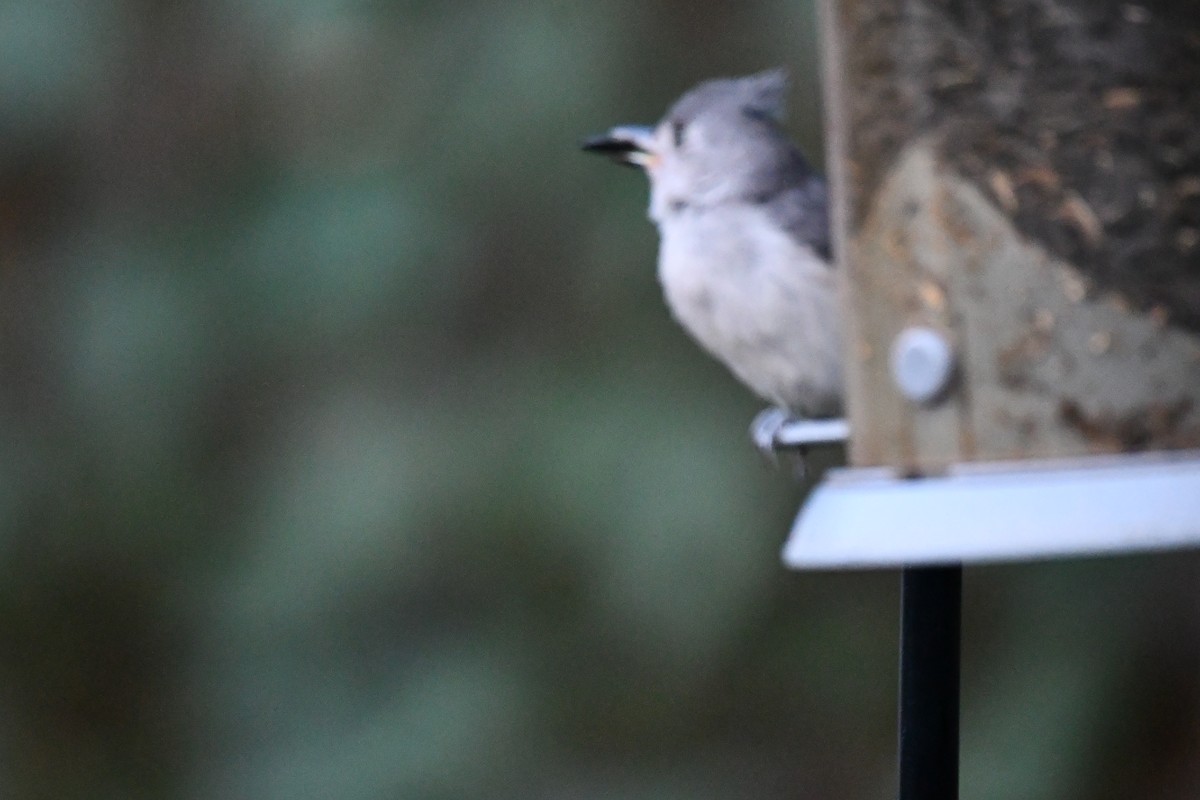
xmin=1 ymin=2 xmax=1198 ymax=798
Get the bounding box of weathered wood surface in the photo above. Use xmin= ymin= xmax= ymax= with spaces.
xmin=820 ymin=0 xmax=1200 ymax=472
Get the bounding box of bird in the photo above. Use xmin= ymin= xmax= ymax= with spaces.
xmin=582 ymin=69 xmax=844 ymax=462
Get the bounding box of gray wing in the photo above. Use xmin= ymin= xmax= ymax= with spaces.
xmin=734 ymin=119 xmax=834 ymax=262
xmin=765 ymin=171 xmax=832 ymax=262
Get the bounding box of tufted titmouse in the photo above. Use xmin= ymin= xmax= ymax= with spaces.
xmin=583 ymin=70 xmax=844 ymax=457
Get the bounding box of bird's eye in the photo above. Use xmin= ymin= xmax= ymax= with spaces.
xmin=670 ymin=120 xmax=686 ymax=148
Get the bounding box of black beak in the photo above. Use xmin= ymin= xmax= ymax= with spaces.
xmin=580 ymin=125 xmax=655 ymax=169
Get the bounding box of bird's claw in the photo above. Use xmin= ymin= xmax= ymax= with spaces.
xmin=750 ymin=407 xmax=789 ymax=458
xmin=750 ymin=407 xmax=809 ymax=478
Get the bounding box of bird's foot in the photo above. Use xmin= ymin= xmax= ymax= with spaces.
xmin=750 ymin=407 xmax=791 ymax=459
xmin=750 ymin=407 xmax=809 ymax=478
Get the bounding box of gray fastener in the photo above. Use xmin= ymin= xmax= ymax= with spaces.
xmin=890 ymin=327 xmax=956 ymax=404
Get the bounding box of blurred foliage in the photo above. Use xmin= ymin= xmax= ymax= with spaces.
xmin=0 ymin=1 xmax=1198 ymax=799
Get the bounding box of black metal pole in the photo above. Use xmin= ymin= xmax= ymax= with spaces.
xmin=898 ymin=565 xmax=962 ymax=800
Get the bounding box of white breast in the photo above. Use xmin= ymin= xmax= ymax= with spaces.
xmin=655 ymin=203 xmax=843 ymax=417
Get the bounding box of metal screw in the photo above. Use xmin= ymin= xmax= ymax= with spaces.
xmin=890 ymin=327 xmax=956 ymax=404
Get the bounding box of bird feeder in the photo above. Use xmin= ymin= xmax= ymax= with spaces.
xmin=780 ymin=2 xmax=1200 ymax=798
xmin=786 ymin=0 xmax=1200 ymax=568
